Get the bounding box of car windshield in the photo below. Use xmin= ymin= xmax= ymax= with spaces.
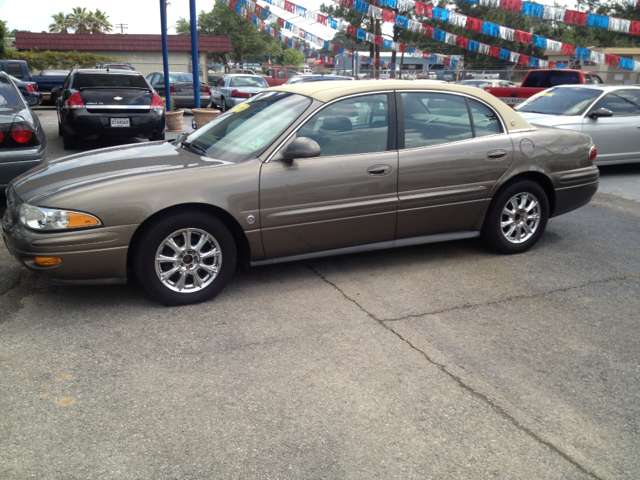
xmin=460 ymin=81 xmax=491 ymax=88
xmin=184 ymin=92 xmax=311 ymax=163
xmin=514 ymin=87 xmax=604 ymax=115
xmin=76 ymin=73 xmax=148 ymax=89
xmin=229 ymin=76 xmax=269 ymax=88
xmin=169 ymin=73 xmax=194 ymax=83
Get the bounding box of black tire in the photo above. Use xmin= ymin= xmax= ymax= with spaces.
xmin=134 ymin=212 xmax=237 ymax=306
xmin=58 ymin=122 xmax=63 ymax=137
xmin=62 ymin=128 xmax=79 ymax=150
xmin=221 ymin=98 xmax=227 ymax=112
xmin=482 ymin=180 xmax=549 ymax=254
xmin=150 ymin=132 xmax=166 ymax=142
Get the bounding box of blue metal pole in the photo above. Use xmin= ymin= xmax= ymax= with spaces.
xmin=160 ymin=0 xmax=171 ymax=111
xmin=189 ymin=0 xmax=201 ymax=109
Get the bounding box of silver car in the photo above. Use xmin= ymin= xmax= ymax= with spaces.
xmin=211 ymin=74 xmax=269 ymax=111
xmin=515 ymin=85 xmax=640 ymax=165
xmin=146 ymin=71 xmax=211 ymax=109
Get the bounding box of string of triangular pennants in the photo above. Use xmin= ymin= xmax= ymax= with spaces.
xmin=218 ymin=0 xmax=459 ymax=69
xmin=334 ymin=0 xmax=640 ymax=71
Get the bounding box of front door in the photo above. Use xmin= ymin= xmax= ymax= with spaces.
xmin=259 ymin=93 xmax=398 ymax=259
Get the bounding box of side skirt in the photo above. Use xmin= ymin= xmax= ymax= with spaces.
xmin=251 ymin=231 xmax=481 ymax=267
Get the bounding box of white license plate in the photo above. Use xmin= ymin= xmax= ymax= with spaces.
xmin=499 ymin=97 xmax=525 ymax=105
xmin=110 ymin=118 xmax=130 ymax=127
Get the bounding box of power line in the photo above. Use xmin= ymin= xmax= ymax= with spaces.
xmin=115 ymin=23 xmax=128 ymax=34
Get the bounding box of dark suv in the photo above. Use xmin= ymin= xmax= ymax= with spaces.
xmin=56 ymin=69 xmax=166 ymax=150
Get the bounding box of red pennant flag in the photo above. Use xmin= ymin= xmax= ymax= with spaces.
xmin=564 ymin=10 xmax=587 ymax=26
xmin=347 ymin=25 xmax=357 ymax=36
xmin=605 ymin=54 xmax=621 ymax=66
xmin=375 ymin=35 xmax=383 ymax=45
xmin=455 ymin=36 xmax=469 ymax=49
xmin=466 ymin=17 xmax=483 ymax=33
xmin=333 ymin=44 xmax=340 ymax=53
xmin=229 ymin=0 xmax=236 ymax=9
xmin=254 ymin=5 xmax=262 ymax=16
xmin=422 ymin=52 xmax=431 ymax=59
xmin=444 ymin=58 xmax=451 ymax=66
xmin=299 ymin=29 xmax=306 ymax=38
xmin=549 ymin=61 xmax=557 ymax=69
xmin=561 ymin=43 xmax=576 ymax=56
xmin=382 ymin=10 xmax=396 ymax=23
xmin=399 ymin=44 xmax=408 ymax=53
xmin=630 ymin=20 xmax=640 ymax=36
xmin=317 ymin=14 xmax=327 ymax=26
xmin=515 ymin=30 xmax=532 ymax=44
xmin=415 ymin=1 xmax=433 ymax=17
xmin=284 ymin=0 xmax=295 ymax=13
xmin=246 ymin=11 xmax=252 ymax=21
xmin=374 ymin=59 xmax=381 ymax=67
xmin=489 ymin=46 xmax=500 ymax=57
xmin=518 ymin=54 xmax=530 ymax=65
xmin=500 ymin=0 xmax=522 ymax=12
xmin=421 ymin=24 xmax=433 ymax=37
xmin=277 ymin=18 xmax=285 ymax=28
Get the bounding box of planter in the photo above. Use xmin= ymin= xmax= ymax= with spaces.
xmin=192 ymin=108 xmax=221 ymax=129
xmin=165 ymin=109 xmax=184 ymax=131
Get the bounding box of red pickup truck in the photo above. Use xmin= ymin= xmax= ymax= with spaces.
xmin=485 ymin=69 xmax=604 ymax=107
xmin=262 ymin=68 xmax=299 ymax=87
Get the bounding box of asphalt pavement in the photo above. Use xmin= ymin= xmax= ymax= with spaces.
xmin=1 ymin=108 xmax=639 ymax=479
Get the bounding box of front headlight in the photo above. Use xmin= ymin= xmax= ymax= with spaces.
xmin=19 ymin=204 xmax=101 ymax=231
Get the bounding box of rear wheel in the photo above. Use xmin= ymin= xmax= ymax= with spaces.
xmin=221 ymin=98 xmax=228 ymax=112
xmin=482 ymin=180 xmax=549 ymax=254
xmin=62 ymin=128 xmax=79 ymax=150
xmin=134 ymin=212 xmax=237 ymax=306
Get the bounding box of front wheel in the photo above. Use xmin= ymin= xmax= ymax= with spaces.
xmin=134 ymin=212 xmax=237 ymax=306
xmin=221 ymin=98 xmax=228 ymax=112
xmin=482 ymin=180 xmax=549 ymax=254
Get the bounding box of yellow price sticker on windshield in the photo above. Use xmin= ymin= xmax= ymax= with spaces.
xmin=539 ymin=93 xmax=555 ymax=97
xmin=230 ymin=103 xmax=250 ymax=113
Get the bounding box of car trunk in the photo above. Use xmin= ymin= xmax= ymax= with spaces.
xmin=80 ymin=88 xmax=153 ymax=114
xmin=172 ymin=82 xmax=208 ymax=95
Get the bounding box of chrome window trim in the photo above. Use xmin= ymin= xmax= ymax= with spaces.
xmin=84 ymin=105 xmax=152 ymax=110
xmin=265 ymin=90 xmax=395 ymax=163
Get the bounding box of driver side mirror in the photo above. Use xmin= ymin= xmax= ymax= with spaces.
xmin=25 ymin=95 xmax=39 ymax=106
xmin=282 ymin=137 xmax=321 ymax=161
xmin=51 ymin=87 xmax=61 ymax=94
xmin=588 ymin=107 xmax=613 ymax=119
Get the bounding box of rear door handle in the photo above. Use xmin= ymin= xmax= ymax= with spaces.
xmin=367 ymin=164 xmax=392 ymax=176
xmin=487 ymin=150 xmax=508 ymax=160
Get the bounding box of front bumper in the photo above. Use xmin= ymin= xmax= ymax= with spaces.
xmin=3 ymin=190 xmax=136 ymax=283
xmin=65 ymin=109 xmax=165 ymax=139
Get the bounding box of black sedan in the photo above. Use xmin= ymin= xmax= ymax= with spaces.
xmin=7 ymin=74 xmax=42 ymax=106
xmin=0 ymin=72 xmax=47 ymax=190
xmin=55 ymin=69 xmax=166 ymax=150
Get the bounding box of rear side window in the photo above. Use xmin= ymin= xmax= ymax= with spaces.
xmin=523 ymin=71 xmax=580 ymax=88
xmin=7 ymin=63 xmax=23 ymax=78
xmin=0 ymin=79 xmax=22 ymax=107
xmin=469 ymin=99 xmax=503 ymax=137
xmin=75 ymin=73 xmax=148 ymax=88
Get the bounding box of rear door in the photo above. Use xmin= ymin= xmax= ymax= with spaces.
xmin=259 ymin=92 xmax=399 ymax=259
xmin=396 ymin=91 xmax=513 ymax=238
xmin=583 ymin=88 xmax=640 ymax=164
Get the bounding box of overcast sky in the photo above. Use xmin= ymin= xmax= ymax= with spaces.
xmin=1 ymin=0 xmax=571 ymax=46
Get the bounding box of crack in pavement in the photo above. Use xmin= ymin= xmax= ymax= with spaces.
xmin=303 ymin=262 xmax=624 ymax=479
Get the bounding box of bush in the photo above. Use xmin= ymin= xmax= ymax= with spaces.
xmin=5 ymin=50 xmax=116 ymax=72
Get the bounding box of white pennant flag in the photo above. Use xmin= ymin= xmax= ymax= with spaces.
xmin=542 ymin=6 xmax=565 ymax=22
xmin=510 ymin=52 xmax=520 ymax=63
xmin=546 ymin=40 xmax=562 ymax=52
xmin=449 ymin=12 xmax=467 ymax=28
xmin=499 ymin=26 xmax=515 ymax=41
xmin=608 ymin=18 xmax=631 ymax=33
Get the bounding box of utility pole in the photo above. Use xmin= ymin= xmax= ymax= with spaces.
xmin=115 ymin=23 xmax=128 ymax=34
xmin=374 ymin=19 xmax=381 ymax=79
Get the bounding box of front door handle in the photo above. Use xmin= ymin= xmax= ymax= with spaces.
xmin=487 ymin=150 xmax=508 ymax=160
xmin=367 ymin=164 xmax=392 ymax=176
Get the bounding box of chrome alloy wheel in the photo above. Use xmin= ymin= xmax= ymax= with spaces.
xmin=154 ymin=228 xmax=222 ymax=293
xmin=500 ymin=192 xmax=541 ymax=244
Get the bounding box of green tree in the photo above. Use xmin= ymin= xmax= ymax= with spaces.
xmin=68 ymin=7 xmax=92 ymax=34
xmin=89 ymin=9 xmax=113 ymax=34
xmin=49 ymin=12 xmax=71 ymax=34
xmin=283 ymin=48 xmax=305 ymax=67
xmin=0 ymin=21 xmax=7 ymax=58
xmin=176 ymin=3 xmax=281 ymax=66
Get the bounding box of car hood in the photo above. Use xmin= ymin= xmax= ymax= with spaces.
xmin=518 ymin=113 xmax=584 ymax=128
xmin=12 ymin=141 xmax=232 ymax=205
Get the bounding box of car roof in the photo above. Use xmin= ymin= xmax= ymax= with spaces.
xmin=546 ymin=84 xmax=640 ymax=91
xmin=76 ymin=68 xmax=141 ymax=75
xmin=226 ymin=73 xmax=264 ymax=77
xmin=270 ymin=80 xmax=532 ymax=132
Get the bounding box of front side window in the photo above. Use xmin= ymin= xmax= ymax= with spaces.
xmin=590 ymin=89 xmax=640 ymax=116
xmin=296 ymin=94 xmax=389 ymax=157
xmin=184 ymin=92 xmax=311 ymax=163
xmin=402 ymin=92 xmax=472 ymax=149
xmin=277 ymin=70 xmax=286 ymax=79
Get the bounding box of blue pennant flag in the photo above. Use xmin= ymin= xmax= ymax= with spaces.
xmin=432 ymin=8 xmax=450 ymax=22
xmin=528 ymin=57 xmax=540 ymax=68
xmin=433 ymin=29 xmax=446 ymax=42
xmin=356 ymin=28 xmax=367 ymax=40
xmin=575 ymin=47 xmax=590 ymax=61
xmin=586 ymin=13 xmax=609 ymax=29
xmin=466 ymin=40 xmax=479 ymax=52
xmin=521 ymin=2 xmax=544 ymax=17
xmin=482 ymin=22 xmax=500 ymax=37
xmin=535 ymin=36 xmax=547 ymax=49
xmin=383 ymin=39 xmax=393 ymax=49
xmin=395 ymin=16 xmax=409 ymax=29
xmin=354 ymin=0 xmax=369 ymax=13
xmin=618 ymin=58 xmax=634 ymax=70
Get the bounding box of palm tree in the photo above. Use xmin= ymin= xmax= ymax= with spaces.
xmin=68 ymin=7 xmax=92 ymax=34
xmin=49 ymin=12 xmax=71 ymax=34
xmin=89 ymin=9 xmax=113 ymax=34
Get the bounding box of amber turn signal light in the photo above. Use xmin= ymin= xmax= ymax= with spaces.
xmin=34 ymin=257 xmax=63 ymax=266
xmin=67 ymin=212 xmax=100 ymax=227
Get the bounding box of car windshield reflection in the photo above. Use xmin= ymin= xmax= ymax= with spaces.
xmin=183 ymin=92 xmax=311 ymax=163
xmin=515 ymin=87 xmax=604 ymax=116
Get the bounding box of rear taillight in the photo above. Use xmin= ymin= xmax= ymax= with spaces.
xmin=204 ymin=86 xmax=211 ymax=95
xmin=66 ymin=92 xmax=85 ymax=109
xmin=231 ymin=89 xmax=250 ymax=98
xmin=11 ymin=125 xmax=33 ymax=144
xmin=170 ymin=86 xmax=176 ymax=94
xmin=151 ymin=93 xmax=164 ymax=110
xmin=26 ymin=84 xmax=35 ymax=92
xmin=589 ymin=145 xmax=597 ymax=162
xmin=0 ymin=130 xmax=4 ymax=144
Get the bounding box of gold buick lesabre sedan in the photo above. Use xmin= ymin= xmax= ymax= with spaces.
xmin=3 ymin=81 xmax=599 ymax=305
